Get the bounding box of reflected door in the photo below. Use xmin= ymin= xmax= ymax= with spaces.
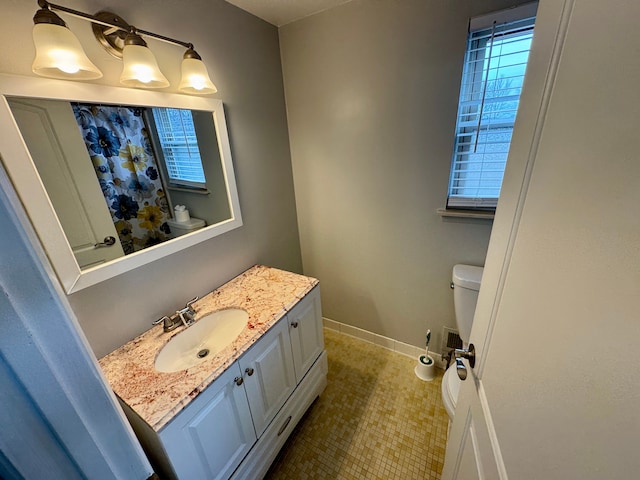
xmin=9 ymin=98 xmax=124 ymax=268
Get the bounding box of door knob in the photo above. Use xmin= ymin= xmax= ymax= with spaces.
xmin=455 ymin=358 xmax=467 ymax=380
xmin=94 ymin=236 xmax=116 ymax=248
xmin=453 ymin=344 xmax=475 ymax=381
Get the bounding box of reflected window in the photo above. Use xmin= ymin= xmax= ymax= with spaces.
xmin=151 ymin=108 xmax=206 ymax=189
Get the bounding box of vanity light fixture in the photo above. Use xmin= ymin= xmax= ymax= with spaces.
xmin=31 ymin=4 xmax=102 ymax=79
xmin=31 ymin=0 xmax=217 ymax=94
xmin=119 ymin=31 xmax=169 ymax=88
xmin=178 ymin=48 xmax=217 ymax=94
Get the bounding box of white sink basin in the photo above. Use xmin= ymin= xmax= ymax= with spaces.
xmin=154 ymin=309 xmax=249 ymax=373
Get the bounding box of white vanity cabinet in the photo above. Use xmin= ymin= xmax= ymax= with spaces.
xmin=124 ymin=285 xmax=326 ymax=480
xmin=230 ymin=287 xmax=327 ymax=480
xmin=159 ymin=364 xmax=256 ymax=480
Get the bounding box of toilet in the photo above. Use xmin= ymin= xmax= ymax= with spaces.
xmin=441 ymin=264 xmax=483 ymax=421
xmin=166 ymin=217 xmax=206 ymax=238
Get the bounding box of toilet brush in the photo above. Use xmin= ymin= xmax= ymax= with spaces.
xmin=415 ymin=329 xmax=436 ymax=380
xmin=424 ymin=329 xmax=432 ymax=364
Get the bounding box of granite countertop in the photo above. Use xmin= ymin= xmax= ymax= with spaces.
xmin=99 ymin=265 xmax=319 ymax=431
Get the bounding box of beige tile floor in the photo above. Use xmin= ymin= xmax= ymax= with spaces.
xmin=265 ymin=328 xmax=449 ymax=480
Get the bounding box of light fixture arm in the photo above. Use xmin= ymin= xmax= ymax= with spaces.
xmin=37 ymin=0 xmax=193 ymax=50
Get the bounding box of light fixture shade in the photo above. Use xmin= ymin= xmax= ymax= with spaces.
xmin=32 ymin=23 xmax=102 ymax=80
xmin=179 ymin=57 xmax=217 ymax=94
xmin=120 ymin=44 xmax=169 ymax=88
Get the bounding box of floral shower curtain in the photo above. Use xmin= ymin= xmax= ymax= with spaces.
xmin=72 ymin=103 xmax=171 ymax=255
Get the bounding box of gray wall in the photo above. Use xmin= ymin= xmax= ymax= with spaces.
xmin=280 ymin=0 xmax=520 ymax=350
xmin=0 ymin=0 xmax=527 ymax=357
xmin=0 ymin=0 xmax=301 ymax=357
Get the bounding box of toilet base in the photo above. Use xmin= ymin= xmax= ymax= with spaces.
xmin=441 ymin=364 xmax=460 ymax=420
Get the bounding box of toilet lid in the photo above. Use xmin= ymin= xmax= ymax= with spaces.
xmin=441 ymin=364 xmax=461 ymax=419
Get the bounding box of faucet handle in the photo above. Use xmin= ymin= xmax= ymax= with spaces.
xmin=153 ymin=315 xmax=180 ymax=332
xmin=186 ymin=296 xmax=199 ymax=309
xmin=153 ymin=315 xmax=171 ymax=326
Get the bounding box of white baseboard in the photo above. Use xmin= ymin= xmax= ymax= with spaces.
xmin=323 ymin=317 xmax=445 ymax=370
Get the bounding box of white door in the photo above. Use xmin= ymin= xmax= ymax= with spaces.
xmin=8 ymin=98 xmax=124 ymax=268
xmin=442 ymin=1 xmax=640 ymax=479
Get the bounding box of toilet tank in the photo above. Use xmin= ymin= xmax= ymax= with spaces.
xmin=452 ymin=264 xmax=483 ymax=343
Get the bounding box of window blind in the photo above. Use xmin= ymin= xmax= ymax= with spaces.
xmin=447 ymin=7 xmax=536 ymax=210
xmin=151 ymin=107 xmax=206 ymax=188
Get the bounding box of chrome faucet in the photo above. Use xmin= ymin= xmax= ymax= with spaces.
xmin=176 ymin=296 xmax=199 ymax=327
xmin=153 ymin=296 xmax=199 ymax=332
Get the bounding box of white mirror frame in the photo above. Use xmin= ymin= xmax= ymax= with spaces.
xmin=0 ymin=74 xmax=242 ymax=294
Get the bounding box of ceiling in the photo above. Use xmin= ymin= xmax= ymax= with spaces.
xmin=225 ymin=0 xmax=353 ymax=27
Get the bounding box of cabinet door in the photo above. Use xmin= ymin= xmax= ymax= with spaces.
xmin=239 ymin=319 xmax=296 ymax=437
xmin=159 ymin=364 xmax=256 ymax=480
xmin=289 ymin=286 xmax=324 ymax=384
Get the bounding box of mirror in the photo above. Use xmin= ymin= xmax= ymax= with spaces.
xmin=7 ymin=98 xmax=232 ymax=264
xmin=0 ymin=74 xmax=242 ymax=293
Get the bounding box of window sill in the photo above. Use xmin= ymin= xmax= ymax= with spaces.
xmin=167 ymin=185 xmax=211 ymax=196
xmin=436 ymin=208 xmax=495 ymax=220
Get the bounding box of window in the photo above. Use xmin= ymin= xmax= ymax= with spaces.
xmin=151 ymin=107 xmax=206 ymax=189
xmin=447 ymin=4 xmax=536 ymax=210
